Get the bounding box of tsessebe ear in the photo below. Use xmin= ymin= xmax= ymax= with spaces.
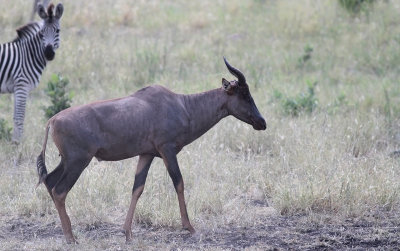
xmin=55 ymin=3 xmax=64 ymax=19
xmin=222 ymin=78 xmax=235 ymax=95
xmin=37 ymin=4 xmax=48 ymax=19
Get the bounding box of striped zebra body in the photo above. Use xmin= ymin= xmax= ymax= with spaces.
xmin=0 ymin=3 xmax=63 ymax=142
xmin=0 ymin=22 xmax=45 ymax=94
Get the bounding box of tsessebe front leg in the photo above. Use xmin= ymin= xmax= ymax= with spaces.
xmin=159 ymin=144 xmax=195 ymax=234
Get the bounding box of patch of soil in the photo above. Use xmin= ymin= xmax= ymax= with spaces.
xmin=1 ymin=207 xmax=400 ymax=250
xmin=2 ymin=218 xmax=63 ymax=240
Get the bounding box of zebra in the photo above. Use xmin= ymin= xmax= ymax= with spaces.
xmin=0 ymin=3 xmax=63 ymax=142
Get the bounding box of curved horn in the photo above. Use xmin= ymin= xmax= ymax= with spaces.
xmin=223 ymin=57 xmax=246 ymax=84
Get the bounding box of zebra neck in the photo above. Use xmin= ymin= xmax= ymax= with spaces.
xmin=19 ymin=35 xmax=47 ymax=83
xmin=14 ymin=22 xmax=42 ymax=42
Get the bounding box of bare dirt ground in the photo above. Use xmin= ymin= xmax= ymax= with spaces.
xmin=1 ymin=203 xmax=399 ymax=250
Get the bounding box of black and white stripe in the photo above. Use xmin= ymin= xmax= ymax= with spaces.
xmin=0 ymin=3 xmax=63 ymax=142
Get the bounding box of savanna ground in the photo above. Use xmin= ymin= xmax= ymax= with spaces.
xmin=1 ymin=0 xmax=400 ymax=249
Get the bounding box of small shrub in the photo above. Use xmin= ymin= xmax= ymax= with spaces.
xmin=0 ymin=118 xmax=12 ymax=140
xmin=326 ymin=93 xmax=348 ymax=115
xmin=297 ymin=45 xmax=313 ymax=67
xmin=274 ymin=81 xmax=318 ymax=117
xmin=43 ymin=74 xmax=73 ymax=119
xmin=338 ymin=0 xmax=375 ymax=14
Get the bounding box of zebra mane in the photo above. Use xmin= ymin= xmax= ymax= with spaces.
xmin=13 ymin=22 xmax=42 ymax=42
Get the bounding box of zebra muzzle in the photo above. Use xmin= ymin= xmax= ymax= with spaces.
xmin=44 ymin=45 xmax=55 ymax=61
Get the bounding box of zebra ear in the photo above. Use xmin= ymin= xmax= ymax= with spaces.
xmin=55 ymin=3 xmax=64 ymax=19
xmin=37 ymin=4 xmax=48 ymax=19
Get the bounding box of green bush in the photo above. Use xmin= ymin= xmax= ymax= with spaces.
xmin=297 ymin=45 xmax=313 ymax=68
xmin=338 ymin=0 xmax=375 ymax=14
xmin=274 ymin=81 xmax=318 ymax=117
xmin=0 ymin=118 xmax=12 ymax=141
xmin=43 ymin=74 xmax=73 ymax=119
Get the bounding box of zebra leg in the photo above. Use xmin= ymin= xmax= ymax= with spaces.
xmin=12 ymin=87 xmax=29 ymax=142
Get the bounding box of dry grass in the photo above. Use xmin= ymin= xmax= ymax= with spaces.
xmin=1 ymin=0 xmax=400 ymax=249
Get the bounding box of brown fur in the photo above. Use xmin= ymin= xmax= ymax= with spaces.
xmin=47 ymin=3 xmax=55 ymax=17
xmin=36 ymin=59 xmax=266 ymax=243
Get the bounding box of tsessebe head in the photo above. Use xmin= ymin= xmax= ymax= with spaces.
xmin=222 ymin=57 xmax=266 ymax=131
xmin=37 ymin=3 xmax=63 ymax=61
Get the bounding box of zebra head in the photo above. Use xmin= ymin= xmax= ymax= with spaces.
xmin=37 ymin=3 xmax=63 ymax=61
